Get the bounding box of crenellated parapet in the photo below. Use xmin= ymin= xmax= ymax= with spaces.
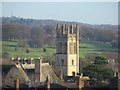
xmin=56 ymin=24 xmax=79 ymax=38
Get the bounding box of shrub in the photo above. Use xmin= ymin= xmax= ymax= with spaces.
xmin=26 ymin=48 xmax=30 ymax=53
xmin=43 ymin=48 xmax=47 ymax=52
xmin=2 ymin=52 xmax=9 ymax=59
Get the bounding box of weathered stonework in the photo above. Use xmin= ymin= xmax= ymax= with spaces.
xmin=55 ymin=24 xmax=79 ymax=77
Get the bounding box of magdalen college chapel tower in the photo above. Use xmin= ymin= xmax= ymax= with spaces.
xmin=55 ymin=24 xmax=80 ymax=78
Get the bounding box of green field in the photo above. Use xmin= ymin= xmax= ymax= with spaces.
xmin=80 ymin=40 xmax=118 ymax=58
xmin=2 ymin=40 xmax=118 ymax=59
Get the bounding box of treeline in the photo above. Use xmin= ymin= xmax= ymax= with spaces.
xmin=2 ymin=16 xmax=118 ymax=48
xmin=2 ymin=23 xmax=55 ymax=47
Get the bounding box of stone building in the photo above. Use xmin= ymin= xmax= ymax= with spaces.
xmin=55 ymin=24 xmax=80 ymax=78
xmin=4 ymin=64 xmax=29 ymax=87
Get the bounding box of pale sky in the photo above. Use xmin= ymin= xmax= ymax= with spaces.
xmin=2 ymin=2 xmax=118 ymax=25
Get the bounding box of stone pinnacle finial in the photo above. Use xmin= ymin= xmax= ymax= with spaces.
xmin=67 ymin=24 xmax=70 ymax=34
xmin=65 ymin=24 xmax=67 ymax=34
xmin=65 ymin=24 xmax=66 ymax=29
xmin=61 ymin=24 xmax=64 ymax=30
xmin=76 ymin=24 xmax=79 ymax=35
xmin=56 ymin=23 xmax=59 ymax=30
xmin=70 ymin=24 xmax=74 ymax=34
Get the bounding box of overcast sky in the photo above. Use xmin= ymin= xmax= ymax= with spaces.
xmin=2 ymin=2 xmax=118 ymax=25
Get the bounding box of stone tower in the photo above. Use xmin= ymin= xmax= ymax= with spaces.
xmin=55 ymin=24 xmax=79 ymax=78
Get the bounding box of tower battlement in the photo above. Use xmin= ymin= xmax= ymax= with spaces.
xmin=56 ymin=24 xmax=79 ymax=38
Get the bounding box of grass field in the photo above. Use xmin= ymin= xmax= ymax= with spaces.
xmin=79 ymin=40 xmax=118 ymax=58
xmin=2 ymin=40 xmax=118 ymax=59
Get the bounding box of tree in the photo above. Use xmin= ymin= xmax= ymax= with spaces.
xmin=82 ymin=56 xmax=114 ymax=86
xmin=94 ymin=56 xmax=108 ymax=65
xmin=28 ymin=27 xmax=47 ymax=47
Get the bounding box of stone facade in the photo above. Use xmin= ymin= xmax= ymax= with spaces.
xmin=55 ymin=24 xmax=79 ymax=77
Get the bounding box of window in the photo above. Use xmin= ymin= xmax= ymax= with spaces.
xmin=63 ymin=43 xmax=67 ymax=54
xmin=62 ymin=59 xmax=64 ymax=66
xmin=69 ymin=43 xmax=74 ymax=54
xmin=74 ymin=43 xmax=76 ymax=54
xmin=59 ymin=42 xmax=62 ymax=54
xmin=72 ymin=60 xmax=74 ymax=65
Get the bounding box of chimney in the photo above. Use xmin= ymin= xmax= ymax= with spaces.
xmin=35 ymin=58 xmax=42 ymax=83
xmin=16 ymin=79 xmax=20 ymax=90
xmin=47 ymin=78 xmax=50 ymax=90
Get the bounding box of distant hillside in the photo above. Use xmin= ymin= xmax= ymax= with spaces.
xmin=2 ymin=16 xmax=118 ymax=30
xmin=2 ymin=16 xmax=118 ymax=48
